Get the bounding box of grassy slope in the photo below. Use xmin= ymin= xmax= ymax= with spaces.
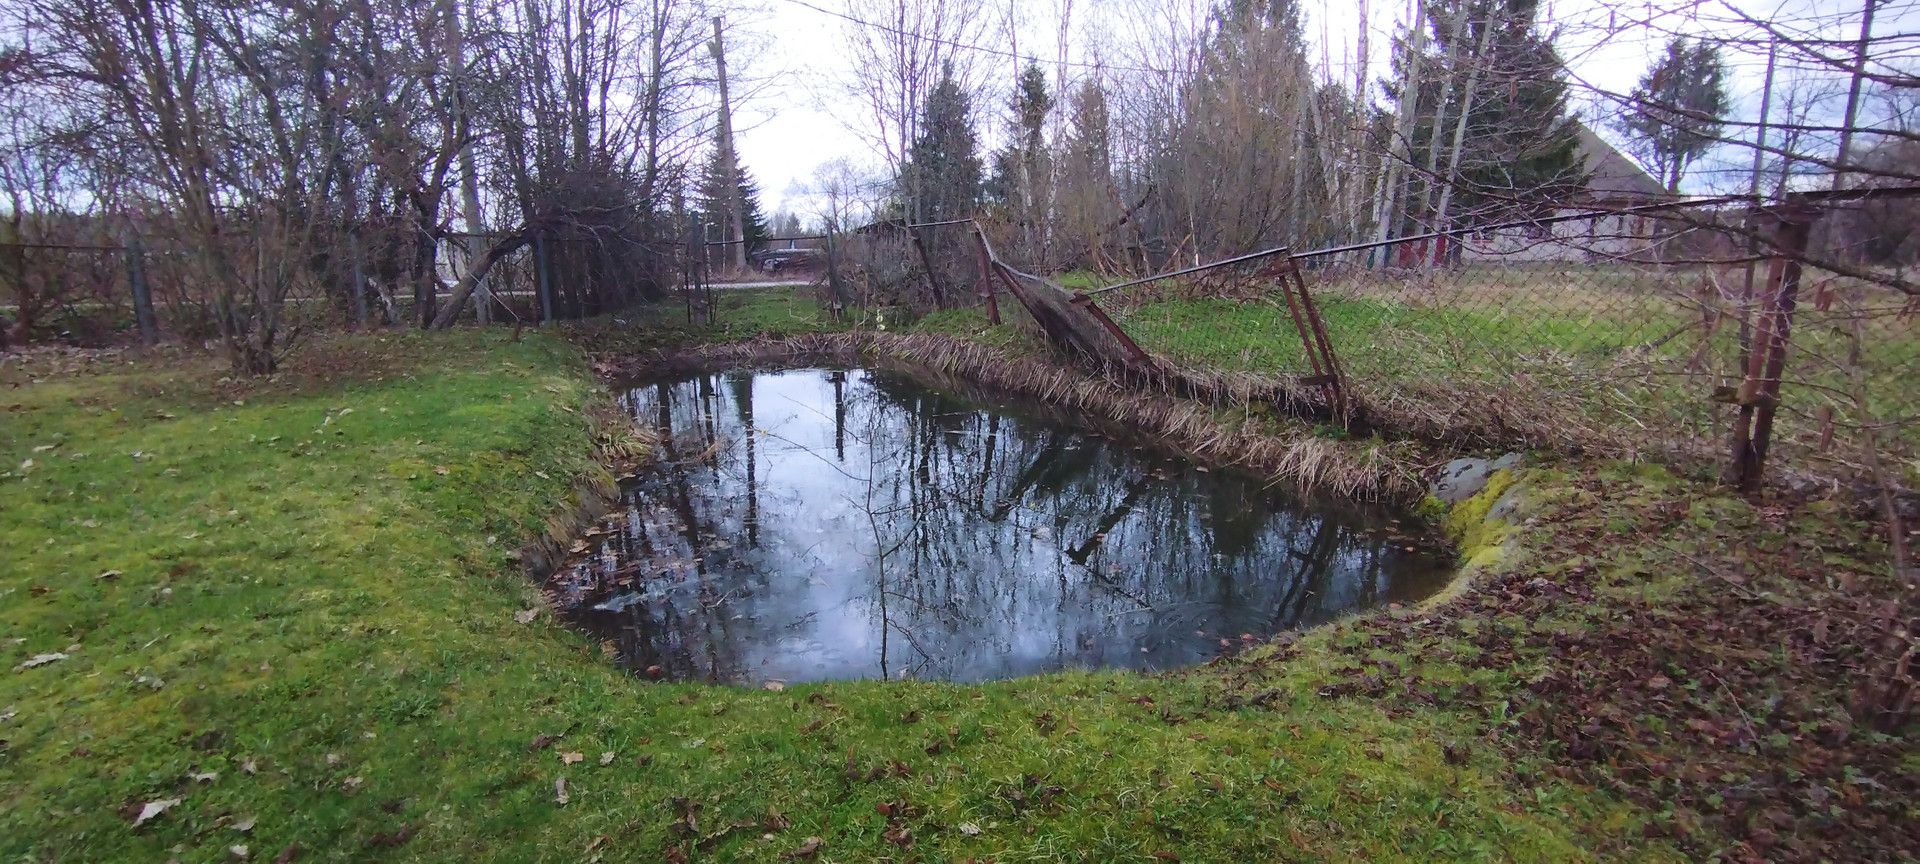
xmin=605 ymin=292 xmax=1919 ymax=861
xmin=0 ymin=318 xmax=1669 ymax=863
xmin=9 ymin=294 xmax=1898 ymax=861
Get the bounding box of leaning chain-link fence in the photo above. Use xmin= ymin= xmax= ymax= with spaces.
xmin=1085 ymin=204 xmax=1916 ymax=488
xmin=908 ymin=200 xmax=1915 ymax=491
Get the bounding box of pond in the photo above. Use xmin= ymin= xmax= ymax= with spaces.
xmin=546 ymin=367 xmax=1452 ymax=685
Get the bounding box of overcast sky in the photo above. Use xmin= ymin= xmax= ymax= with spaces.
xmin=727 ymin=0 xmax=1916 ymax=217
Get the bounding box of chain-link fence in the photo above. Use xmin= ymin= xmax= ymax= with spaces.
xmin=0 ymin=242 xmax=144 ymax=348
xmin=1265 ymin=207 xmax=1915 ymax=488
xmin=905 ymin=195 xmax=1917 ymax=492
xmin=0 ymin=228 xmax=694 ymax=345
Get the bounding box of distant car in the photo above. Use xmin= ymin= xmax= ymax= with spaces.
xmin=750 ymin=247 xmax=822 ymax=274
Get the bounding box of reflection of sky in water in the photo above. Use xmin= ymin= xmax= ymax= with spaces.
xmin=547 ymin=368 xmax=1451 ymax=684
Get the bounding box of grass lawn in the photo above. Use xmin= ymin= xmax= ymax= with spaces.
xmin=2 ymin=301 xmax=1908 ymax=861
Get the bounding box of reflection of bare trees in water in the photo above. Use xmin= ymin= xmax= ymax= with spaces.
xmin=552 ymin=369 xmax=1447 ymax=684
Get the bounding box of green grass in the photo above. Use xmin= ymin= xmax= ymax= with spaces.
xmin=0 ymin=327 xmax=1683 ymax=862
xmin=923 ymin=267 xmax=1919 ymax=478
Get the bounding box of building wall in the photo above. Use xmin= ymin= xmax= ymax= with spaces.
xmin=1460 ymin=211 xmax=1654 ymax=263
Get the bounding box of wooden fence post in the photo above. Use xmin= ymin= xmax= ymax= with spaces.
xmin=1724 ymin=204 xmax=1817 ymax=492
xmin=124 ymin=232 xmax=158 ymax=345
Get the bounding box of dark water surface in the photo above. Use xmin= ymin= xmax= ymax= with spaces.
xmin=547 ymin=368 xmax=1451 ymax=685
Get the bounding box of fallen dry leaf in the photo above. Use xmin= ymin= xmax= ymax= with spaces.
xmin=763 ymin=680 xmax=785 ymax=691
xmin=958 ymin=821 xmax=981 ymax=836
xmin=14 ymin=652 xmax=67 ymax=671
xmin=133 ymin=798 xmax=181 ymax=827
xmin=366 ymin=825 xmax=415 ymax=847
xmin=96 ymin=570 xmax=122 ymax=581
xmin=560 ymin=751 xmax=584 ymax=764
xmin=229 ymin=845 xmax=249 ymax=859
xmin=433 ymin=466 xmax=449 ymax=476
xmin=528 ymin=733 xmax=558 ymax=751
xmin=599 ymin=751 xmax=616 ymax=766
xmin=785 ymin=837 xmax=824 ymax=859
xmin=513 ymin=609 xmax=538 ymax=624
xmin=273 ymin=845 xmax=299 ymax=864
xmin=233 ymin=817 xmax=257 ymax=833
xmin=191 ymin=771 xmax=220 ymax=782
xmin=555 ymin=777 xmax=570 ymax=805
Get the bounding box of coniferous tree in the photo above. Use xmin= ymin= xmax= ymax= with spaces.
xmin=902 ymin=62 xmax=982 ymax=223
xmin=1617 ymin=36 xmax=1729 ymax=193
xmin=986 ymin=60 xmax=1053 ymax=208
xmin=1060 ymin=77 xmax=1119 ymax=269
xmin=698 ymin=147 xmax=769 ymax=253
xmin=738 ymin=167 xmax=770 ymax=251
xmin=1391 ymin=0 xmax=1585 ymax=230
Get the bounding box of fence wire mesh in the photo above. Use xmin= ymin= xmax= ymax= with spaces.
xmin=911 ymin=201 xmax=1916 ymax=490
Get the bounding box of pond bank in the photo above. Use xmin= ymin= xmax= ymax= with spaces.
xmin=567 ymin=304 xmax=1915 ymax=862
xmin=2 ymin=313 xmax=1907 ymax=862
xmin=547 ymin=365 xmax=1453 ymax=685
xmin=598 ymin=331 xmax=1436 ymax=506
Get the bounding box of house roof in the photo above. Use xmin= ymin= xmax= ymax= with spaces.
xmin=1574 ymin=122 xmax=1668 ymax=199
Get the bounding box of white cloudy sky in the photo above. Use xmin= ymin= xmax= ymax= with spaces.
xmin=725 ymin=0 xmax=1916 ymax=216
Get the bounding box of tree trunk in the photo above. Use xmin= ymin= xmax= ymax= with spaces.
xmin=1368 ymin=0 xmax=1428 ymax=267
xmin=430 ymin=233 xmax=531 ymax=328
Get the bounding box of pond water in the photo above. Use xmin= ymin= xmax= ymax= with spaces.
xmin=546 ymin=368 xmax=1452 ymax=685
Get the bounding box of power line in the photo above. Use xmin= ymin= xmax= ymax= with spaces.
xmin=771 ymin=0 xmax=1178 ymax=76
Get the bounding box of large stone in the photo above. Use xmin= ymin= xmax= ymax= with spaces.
xmin=1432 ymin=453 xmax=1523 ymax=504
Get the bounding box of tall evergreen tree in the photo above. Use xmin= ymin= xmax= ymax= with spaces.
xmin=1617 ymin=36 xmax=1729 ymax=193
xmin=1392 ymin=0 xmax=1585 ymax=229
xmin=698 ymin=147 xmax=769 ymax=252
xmin=902 ymin=62 xmax=982 ymax=222
xmin=986 ymin=60 xmax=1053 ymax=208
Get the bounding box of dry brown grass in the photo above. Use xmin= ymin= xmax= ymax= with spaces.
xmin=597 ymin=332 xmax=1436 ymax=504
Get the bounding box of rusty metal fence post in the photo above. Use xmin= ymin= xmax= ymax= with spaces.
xmin=348 ymin=226 xmax=369 ymax=328
xmin=123 ymin=231 xmax=158 ymax=345
xmin=1724 ymin=204 xmax=1817 ymax=492
xmin=824 ymin=228 xmax=846 ymax=321
xmin=1271 ymin=255 xmax=1349 ymax=421
xmin=969 ymin=225 xmax=1000 ymax=325
xmin=534 ymin=234 xmax=554 ymax=325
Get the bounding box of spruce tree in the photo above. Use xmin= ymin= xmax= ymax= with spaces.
xmin=1392 ymin=0 xmax=1585 ymax=228
xmin=1618 ymin=36 xmax=1729 ymax=193
xmin=698 ymin=147 xmax=769 ymax=252
xmin=902 ymin=62 xmax=982 ymax=223
xmin=987 ymin=60 xmax=1053 ymax=208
